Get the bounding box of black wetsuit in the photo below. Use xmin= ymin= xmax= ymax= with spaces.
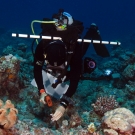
xmin=34 ymin=39 xmax=82 ymax=97
xmin=34 ymin=21 xmax=110 ymax=107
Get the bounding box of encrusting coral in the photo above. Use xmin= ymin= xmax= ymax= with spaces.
xmin=0 ymin=99 xmax=18 ymax=129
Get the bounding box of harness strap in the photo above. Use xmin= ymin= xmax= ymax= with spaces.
xmin=51 ymin=42 xmax=77 ymax=88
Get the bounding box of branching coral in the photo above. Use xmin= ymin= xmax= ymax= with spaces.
xmin=0 ymin=99 xmax=18 ymax=129
xmin=91 ymin=95 xmax=119 ymax=116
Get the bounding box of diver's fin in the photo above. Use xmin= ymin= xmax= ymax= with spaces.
xmin=93 ymin=42 xmax=110 ymax=57
xmin=83 ymin=23 xmax=110 ymax=57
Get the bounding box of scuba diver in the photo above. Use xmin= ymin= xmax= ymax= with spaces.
xmin=33 ymin=9 xmax=110 ymax=121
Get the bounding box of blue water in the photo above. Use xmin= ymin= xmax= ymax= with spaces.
xmin=0 ymin=0 xmax=135 ymax=49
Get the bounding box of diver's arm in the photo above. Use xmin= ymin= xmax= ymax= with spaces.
xmin=34 ymin=61 xmax=44 ymax=91
xmin=34 ymin=40 xmax=45 ymax=95
xmin=60 ymin=44 xmax=82 ymax=107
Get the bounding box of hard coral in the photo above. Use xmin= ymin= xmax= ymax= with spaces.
xmin=0 ymin=54 xmax=21 ymax=98
xmin=87 ymin=123 xmax=96 ymax=133
xmin=91 ymin=95 xmax=119 ymax=116
xmin=122 ymin=64 xmax=135 ymax=80
xmin=78 ymin=129 xmax=90 ymax=135
xmin=102 ymin=108 xmax=135 ymax=134
xmin=126 ymin=81 xmax=135 ymax=94
xmin=69 ymin=112 xmax=82 ymax=128
xmin=104 ymin=129 xmax=118 ymax=135
xmin=0 ymin=99 xmax=18 ymax=129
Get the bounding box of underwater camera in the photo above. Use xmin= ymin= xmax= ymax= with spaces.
xmin=83 ymin=57 xmax=96 ymax=74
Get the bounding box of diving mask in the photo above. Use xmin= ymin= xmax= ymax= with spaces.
xmin=54 ymin=18 xmax=67 ymax=31
xmin=53 ymin=11 xmax=73 ymax=31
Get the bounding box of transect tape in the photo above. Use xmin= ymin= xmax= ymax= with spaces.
xmin=12 ymin=33 xmax=121 ymax=45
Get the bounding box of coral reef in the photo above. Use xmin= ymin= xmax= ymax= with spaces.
xmin=17 ymin=42 xmax=28 ymax=52
xmin=60 ymin=120 xmax=69 ymax=134
xmin=103 ymin=129 xmax=118 ymax=135
xmin=0 ymin=99 xmax=18 ymax=129
xmin=0 ymin=54 xmax=22 ymax=98
xmin=2 ymin=44 xmax=34 ymax=87
xmin=1 ymin=30 xmax=135 ymax=135
xmin=2 ymin=43 xmax=28 ymax=57
xmin=102 ymin=108 xmax=135 ymax=134
xmin=69 ymin=112 xmax=82 ymax=128
xmin=122 ymin=63 xmax=135 ymax=80
xmin=91 ymin=95 xmax=119 ymax=116
xmin=87 ymin=123 xmax=96 ymax=133
xmin=125 ymin=81 xmax=135 ymax=94
xmin=0 ymin=119 xmax=100 ymax=135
